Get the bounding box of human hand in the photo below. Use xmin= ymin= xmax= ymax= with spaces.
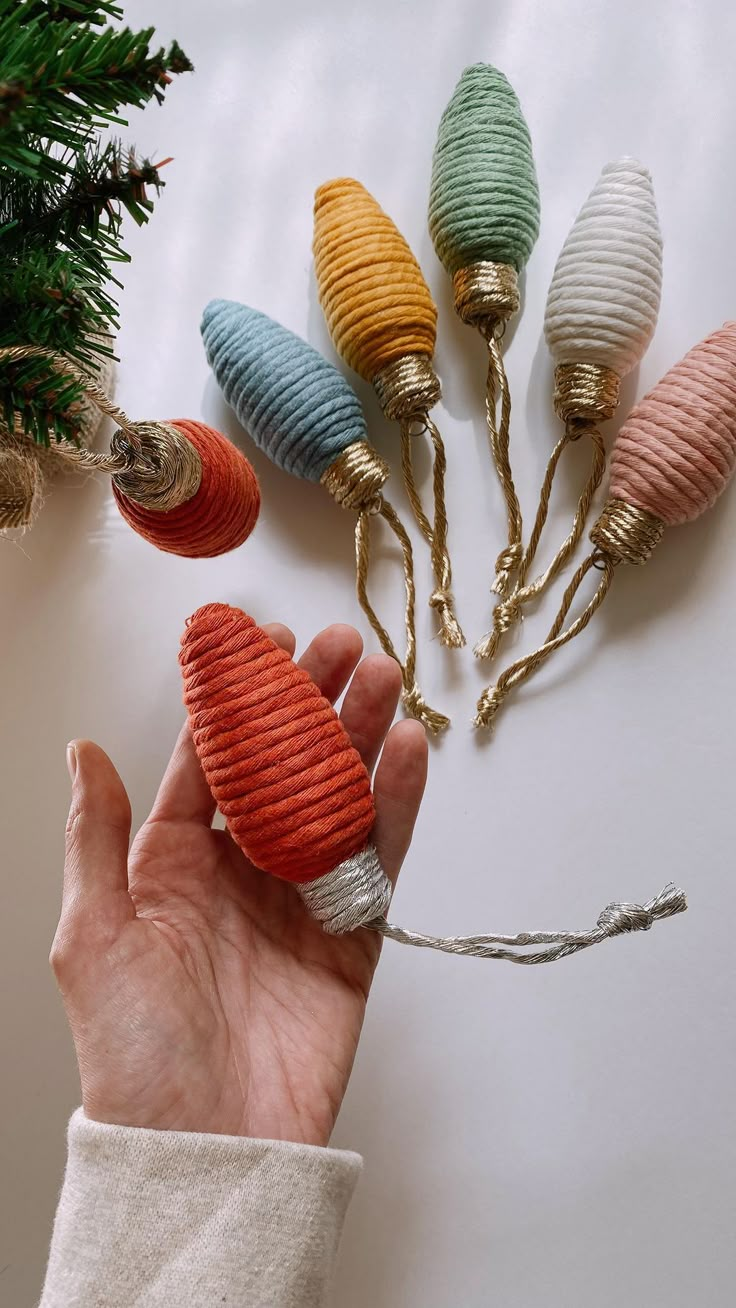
xmin=51 ymin=624 xmax=427 ymax=1147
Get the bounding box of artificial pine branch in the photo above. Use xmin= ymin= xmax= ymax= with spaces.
xmin=0 ymin=0 xmax=191 ymax=445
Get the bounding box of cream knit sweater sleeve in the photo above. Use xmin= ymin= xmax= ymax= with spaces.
xmin=39 ymin=1110 xmax=362 ymax=1308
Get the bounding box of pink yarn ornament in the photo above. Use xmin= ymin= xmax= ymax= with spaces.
xmin=474 ymin=323 xmax=736 ymax=730
xmin=610 ymin=322 xmax=736 ymax=526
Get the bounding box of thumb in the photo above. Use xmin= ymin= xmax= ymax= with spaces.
xmin=56 ymin=741 xmax=135 ymax=961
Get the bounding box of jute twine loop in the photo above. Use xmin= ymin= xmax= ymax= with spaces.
xmin=590 ymin=497 xmax=665 ymax=565
xmin=373 ymin=355 xmax=441 ymax=421
xmin=453 ymin=261 xmax=520 ymax=327
xmin=0 ymin=345 xmax=202 ymax=520
xmin=0 ymin=438 xmax=44 ymax=529
xmin=553 ymin=361 xmax=621 ymax=424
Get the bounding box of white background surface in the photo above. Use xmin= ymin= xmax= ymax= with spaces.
xmin=2 ymin=1 xmax=735 ymax=1303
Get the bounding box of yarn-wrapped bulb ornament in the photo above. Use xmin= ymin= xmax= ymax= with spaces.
xmin=0 ymin=347 xmax=259 ymax=554
xmin=200 ymin=298 xmax=448 ymax=733
xmin=478 ymin=158 xmax=663 ymax=661
xmin=429 ymin=63 xmax=540 ymax=602
xmin=476 ymin=323 xmax=736 ymax=728
xmin=313 ymin=177 xmax=464 ymax=649
xmin=180 ymin=602 xmax=686 ymax=963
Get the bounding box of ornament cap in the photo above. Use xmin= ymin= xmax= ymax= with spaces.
xmin=320 ymin=440 xmax=390 ymax=512
xmin=296 ymin=845 xmax=392 ymax=934
xmin=373 ymin=354 xmax=441 ymax=420
xmin=590 ymin=497 xmax=665 ymax=565
xmin=553 ymin=362 xmax=621 ymax=424
xmin=452 ymin=262 xmax=519 ymax=327
xmin=111 ymin=422 xmax=202 ymax=511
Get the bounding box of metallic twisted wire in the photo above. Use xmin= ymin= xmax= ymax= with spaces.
xmin=366 ymin=883 xmax=686 ymax=963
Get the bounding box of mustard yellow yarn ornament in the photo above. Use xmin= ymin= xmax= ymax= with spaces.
xmin=314 ymin=177 xmax=464 ymax=649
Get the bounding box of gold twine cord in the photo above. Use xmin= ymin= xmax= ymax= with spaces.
xmin=474 ymin=550 xmax=616 ymax=728
xmin=321 ymin=444 xmax=449 ymax=732
xmin=399 ymin=416 xmax=465 ymax=649
xmin=481 ymin=326 xmax=523 ymax=601
xmin=374 ymin=355 xmax=464 ymax=649
xmin=475 ymin=423 xmax=607 ymax=660
xmin=0 ymin=346 xmax=201 ymax=515
xmin=355 ymin=497 xmax=450 ymax=734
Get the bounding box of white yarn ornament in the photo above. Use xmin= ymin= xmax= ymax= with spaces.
xmin=544 ymin=158 xmax=663 ymax=379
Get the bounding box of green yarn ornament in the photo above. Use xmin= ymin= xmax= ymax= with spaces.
xmin=429 ymin=63 xmax=540 ymax=286
xmin=428 ymin=64 xmax=540 ymax=613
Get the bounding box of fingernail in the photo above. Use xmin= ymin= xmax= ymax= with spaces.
xmin=66 ymin=743 xmax=77 ymax=782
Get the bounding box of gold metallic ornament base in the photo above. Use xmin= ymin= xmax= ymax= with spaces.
xmin=321 ymin=441 xmax=390 ymax=512
xmin=373 ymin=355 xmax=441 ymax=421
xmin=590 ymin=497 xmax=665 ymax=565
xmin=111 ymin=423 xmax=202 ymax=511
xmin=553 ymin=362 xmax=621 ymax=424
xmin=453 ymin=262 xmax=520 ymax=327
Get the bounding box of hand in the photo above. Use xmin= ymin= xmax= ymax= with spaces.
xmin=51 ymin=624 xmax=427 ymax=1147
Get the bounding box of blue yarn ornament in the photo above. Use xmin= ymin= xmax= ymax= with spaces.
xmin=201 ymin=300 xmax=368 ymax=483
xmin=201 ymin=298 xmax=449 ymax=733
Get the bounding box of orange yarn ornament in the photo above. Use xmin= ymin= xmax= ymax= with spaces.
xmin=180 ymin=603 xmax=686 ymax=960
xmin=113 ymin=419 xmax=260 ymax=557
xmin=181 ymin=604 xmax=379 ymax=884
xmin=314 ymin=178 xmax=464 ymax=649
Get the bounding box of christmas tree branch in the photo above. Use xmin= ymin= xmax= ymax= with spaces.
xmin=0 ymin=3 xmax=192 ymax=179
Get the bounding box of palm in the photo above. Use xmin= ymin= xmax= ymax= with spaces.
xmin=54 ymin=624 xmax=427 ymax=1146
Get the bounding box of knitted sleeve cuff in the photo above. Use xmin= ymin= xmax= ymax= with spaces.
xmin=39 ymin=1109 xmax=362 ymax=1308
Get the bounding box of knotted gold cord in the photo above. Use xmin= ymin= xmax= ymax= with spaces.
xmin=373 ymin=355 xmax=465 ymax=649
xmin=322 ymin=442 xmax=450 ymax=733
xmin=475 ymin=361 xmax=621 ymax=660
xmin=450 ymin=262 xmax=524 ymax=607
xmin=483 ymin=326 xmax=522 ymax=599
xmin=474 ymin=497 xmax=666 ymax=728
xmin=475 ymin=423 xmax=607 ymax=659
xmin=0 ymin=346 xmax=201 ymax=526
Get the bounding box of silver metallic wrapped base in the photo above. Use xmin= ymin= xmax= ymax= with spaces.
xmin=296 ymin=845 xmax=392 ymax=934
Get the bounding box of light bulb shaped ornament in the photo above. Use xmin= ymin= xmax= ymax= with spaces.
xmin=478 ymin=158 xmax=663 ymax=660
xmin=475 ymin=323 xmax=736 ymax=728
xmin=429 ymin=63 xmax=540 ymax=601
xmin=313 ymin=178 xmax=464 ymax=649
xmin=201 ymin=298 xmax=448 ymax=733
xmin=0 ymin=346 xmax=259 ymax=554
xmin=182 ymin=603 xmax=686 ymax=963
